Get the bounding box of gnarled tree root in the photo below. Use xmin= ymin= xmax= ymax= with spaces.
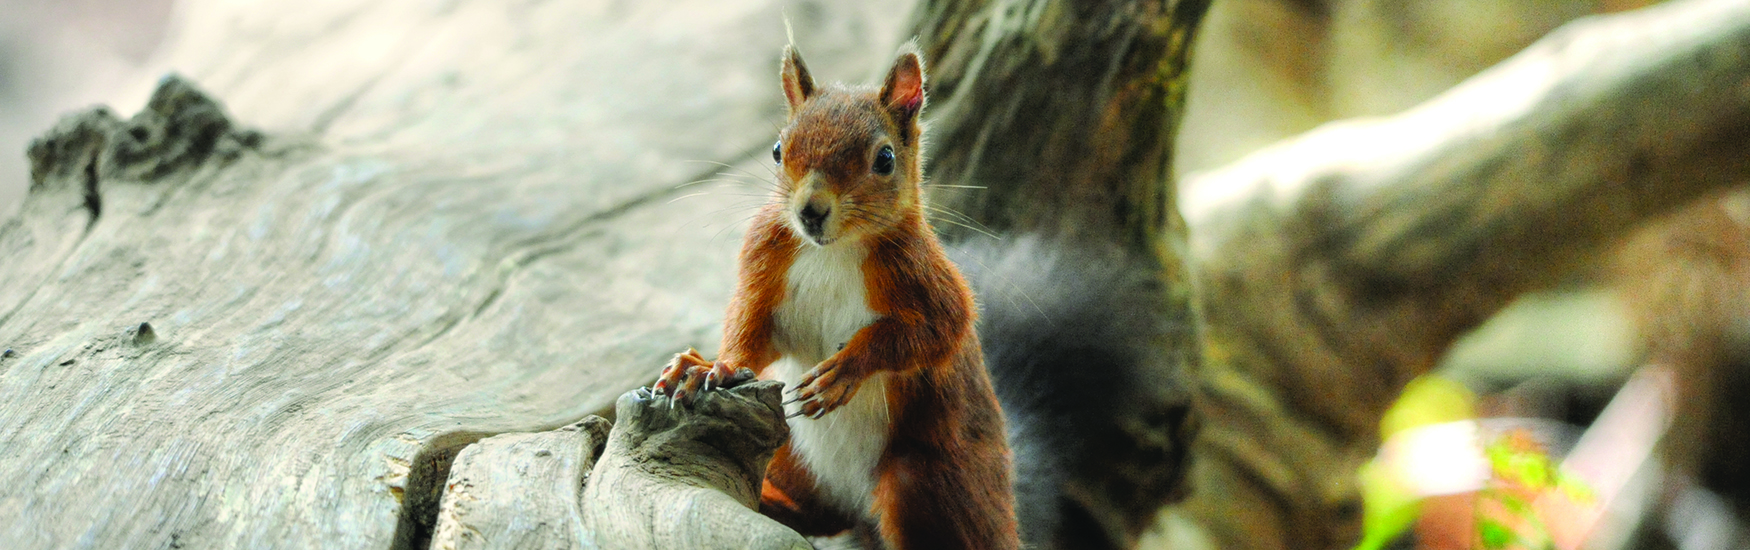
xmin=429 ymin=380 xmax=807 ymax=550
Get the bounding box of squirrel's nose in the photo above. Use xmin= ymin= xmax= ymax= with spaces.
xmin=799 ymin=201 xmax=830 ymax=237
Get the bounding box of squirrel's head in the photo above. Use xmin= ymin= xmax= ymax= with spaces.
xmin=771 ymin=44 xmax=926 ymax=247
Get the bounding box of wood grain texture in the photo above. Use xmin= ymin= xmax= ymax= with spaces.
xmin=430 ymin=417 xmax=611 ymax=550
xmin=579 ymin=381 xmax=806 ymax=550
xmin=0 ymin=1 xmax=910 ymax=548
xmin=430 ymin=382 xmax=798 ymax=550
xmin=1177 ymin=0 xmax=1750 ymax=548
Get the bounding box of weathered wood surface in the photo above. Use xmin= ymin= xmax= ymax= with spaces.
xmin=580 ymin=381 xmax=803 ymax=550
xmin=430 ymin=381 xmax=798 ymax=550
xmin=1177 ymin=0 xmax=1750 ymax=548
xmin=429 ymin=417 xmax=610 ymax=550
xmin=0 ymin=1 xmax=909 ymax=549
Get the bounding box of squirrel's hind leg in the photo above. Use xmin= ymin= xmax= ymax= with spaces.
xmin=759 ymin=445 xmax=858 ymax=537
xmin=871 ymin=447 xmax=1020 ymax=550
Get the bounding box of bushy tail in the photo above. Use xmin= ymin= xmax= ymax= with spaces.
xmin=948 ymin=234 xmax=1199 ymax=550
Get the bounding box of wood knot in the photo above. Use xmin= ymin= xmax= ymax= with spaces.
xmin=133 ymin=322 xmax=157 ymax=346
xmin=107 ymin=75 xmax=245 ymax=181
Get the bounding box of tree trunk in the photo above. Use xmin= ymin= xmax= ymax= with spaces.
xmin=912 ymin=0 xmax=1210 ymax=258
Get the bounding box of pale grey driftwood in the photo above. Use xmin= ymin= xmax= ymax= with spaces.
xmin=428 ymin=381 xmax=803 ymax=550
xmin=579 ymin=380 xmax=806 ymax=550
xmin=0 ymin=1 xmax=910 ymax=549
xmin=428 ymin=417 xmax=611 ymax=550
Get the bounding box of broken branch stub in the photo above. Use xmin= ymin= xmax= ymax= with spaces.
xmin=580 ymin=380 xmax=807 ymax=550
xmin=429 ymin=417 xmax=612 ymax=550
xmin=428 ymin=381 xmax=804 ymax=550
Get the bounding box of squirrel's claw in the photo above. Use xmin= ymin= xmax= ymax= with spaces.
xmin=788 ymin=378 xmax=860 ymax=419
xmin=786 ymin=358 xmax=863 ymax=419
xmin=654 ymin=349 xmax=754 ymax=408
xmin=786 ymin=383 xmax=818 ymax=401
xmin=792 ymin=397 xmax=831 ymax=419
xmin=657 ymin=347 xmax=715 ymax=406
xmin=702 ymin=361 xmax=744 ymax=392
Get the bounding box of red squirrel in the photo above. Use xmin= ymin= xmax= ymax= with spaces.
xmin=653 ymin=44 xmax=1019 ymax=549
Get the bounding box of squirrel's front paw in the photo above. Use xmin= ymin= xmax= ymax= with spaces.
xmin=786 ymin=359 xmax=864 ymax=419
xmin=653 ymin=348 xmax=753 ymax=406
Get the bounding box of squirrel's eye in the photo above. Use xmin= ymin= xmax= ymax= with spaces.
xmin=872 ymin=145 xmax=895 ymax=175
xmin=772 ymin=140 xmax=783 ymax=164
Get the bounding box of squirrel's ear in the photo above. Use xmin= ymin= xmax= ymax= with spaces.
xmin=879 ymin=46 xmax=926 ymax=128
xmin=781 ymin=46 xmax=816 ymax=113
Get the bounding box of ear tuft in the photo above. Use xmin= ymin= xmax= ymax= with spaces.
xmin=880 ymin=44 xmax=926 ymax=129
xmin=781 ymin=46 xmax=816 ymax=114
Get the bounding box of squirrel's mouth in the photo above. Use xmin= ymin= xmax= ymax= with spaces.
xmin=796 ymin=225 xmax=832 ymax=247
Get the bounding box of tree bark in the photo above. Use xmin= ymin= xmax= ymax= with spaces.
xmin=1178 ymin=0 xmax=1750 ymax=548
xmin=912 ymin=0 xmax=1210 ymax=258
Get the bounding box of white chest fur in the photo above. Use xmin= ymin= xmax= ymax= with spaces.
xmin=773 ymin=242 xmax=877 ymax=363
xmin=769 ymin=242 xmax=889 ymax=516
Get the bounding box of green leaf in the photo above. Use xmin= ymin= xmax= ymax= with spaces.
xmin=1493 ymin=491 xmax=1537 ymax=520
xmin=1355 ymin=460 xmax=1422 ymax=550
xmin=1478 ymin=519 xmax=1514 ymax=550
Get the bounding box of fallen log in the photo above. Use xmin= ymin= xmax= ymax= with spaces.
xmin=0 ymin=1 xmax=907 ymax=548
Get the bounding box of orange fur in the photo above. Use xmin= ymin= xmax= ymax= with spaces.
xmin=662 ymin=44 xmax=1018 ymax=549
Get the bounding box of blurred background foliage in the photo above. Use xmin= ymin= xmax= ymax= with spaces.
xmin=1176 ymin=2 xmax=1750 ymax=550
